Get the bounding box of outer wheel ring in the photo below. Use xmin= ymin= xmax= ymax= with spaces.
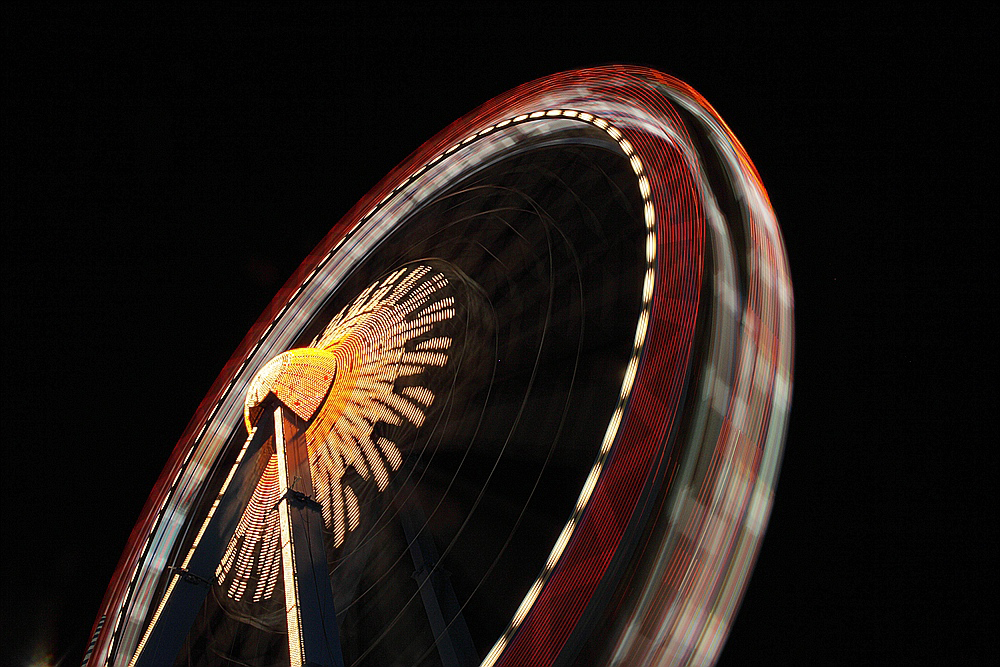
xmin=86 ymin=66 xmax=792 ymax=667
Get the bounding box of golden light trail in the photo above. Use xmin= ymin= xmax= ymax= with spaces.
xmin=216 ymin=264 xmax=456 ymax=606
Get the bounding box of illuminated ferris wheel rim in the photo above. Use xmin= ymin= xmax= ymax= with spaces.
xmin=88 ymin=65 xmax=791 ymax=667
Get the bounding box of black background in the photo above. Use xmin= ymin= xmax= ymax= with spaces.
xmin=3 ymin=4 xmax=993 ymax=666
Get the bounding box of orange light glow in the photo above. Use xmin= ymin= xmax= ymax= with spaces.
xmin=230 ymin=263 xmax=455 ymax=583
xmin=244 ymin=348 xmax=338 ymax=429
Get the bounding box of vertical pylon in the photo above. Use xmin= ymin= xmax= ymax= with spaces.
xmin=273 ymin=404 xmax=345 ymax=667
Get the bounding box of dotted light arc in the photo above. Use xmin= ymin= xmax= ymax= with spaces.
xmin=114 ymin=109 xmax=653 ymax=667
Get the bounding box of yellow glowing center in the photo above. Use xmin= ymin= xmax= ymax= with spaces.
xmin=218 ymin=264 xmax=455 ymax=608
xmin=244 ymin=347 xmax=339 ymax=431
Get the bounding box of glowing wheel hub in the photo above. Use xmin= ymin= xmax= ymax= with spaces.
xmin=244 ymin=347 xmax=339 ymax=429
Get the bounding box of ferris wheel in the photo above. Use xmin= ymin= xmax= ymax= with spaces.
xmin=83 ymin=66 xmax=793 ymax=667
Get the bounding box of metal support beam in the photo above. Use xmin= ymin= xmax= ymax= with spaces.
xmin=400 ymin=504 xmax=480 ymax=667
xmin=132 ymin=416 xmax=276 ymax=667
xmin=274 ymin=406 xmax=345 ymax=667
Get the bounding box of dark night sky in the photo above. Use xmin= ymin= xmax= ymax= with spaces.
xmin=2 ymin=4 xmax=993 ymax=666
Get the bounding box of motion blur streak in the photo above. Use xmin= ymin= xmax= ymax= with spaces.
xmin=461 ymin=68 xmax=794 ymax=667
